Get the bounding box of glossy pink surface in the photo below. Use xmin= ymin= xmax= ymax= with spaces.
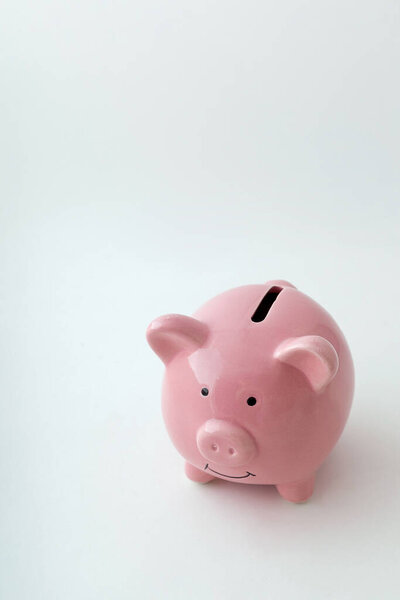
xmin=146 ymin=280 xmax=354 ymax=502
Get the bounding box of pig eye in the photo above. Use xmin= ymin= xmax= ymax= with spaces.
xmin=247 ymin=396 xmax=257 ymax=406
xmin=201 ymin=387 xmax=209 ymax=397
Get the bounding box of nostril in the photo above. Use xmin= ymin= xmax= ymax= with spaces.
xmin=211 ymin=443 xmax=218 ymax=451
xmin=228 ymin=447 xmax=235 ymax=455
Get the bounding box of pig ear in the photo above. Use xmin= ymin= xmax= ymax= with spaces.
xmin=274 ymin=336 xmax=339 ymax=393
xmin=146 ymin=314 xmax=208 ymax=365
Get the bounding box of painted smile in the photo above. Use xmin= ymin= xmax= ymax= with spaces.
xmin=204 ymin=464 xmax=256 ymax=479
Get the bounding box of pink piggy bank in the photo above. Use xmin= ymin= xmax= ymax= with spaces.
xmin=146 ymin=280 xmax=354 ymax=503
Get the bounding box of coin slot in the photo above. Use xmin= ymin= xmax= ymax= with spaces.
xmin=251 ymin=286 xmax=282 ymax=322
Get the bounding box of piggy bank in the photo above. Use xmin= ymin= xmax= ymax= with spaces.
xmin=146 ymin=280 xmax=354 ymax=503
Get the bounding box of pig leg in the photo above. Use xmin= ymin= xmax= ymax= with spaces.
xmin=185 ymin=462 xmax=215 ymax=483
xmin=276 ymin=474 xmax=315 ymax=503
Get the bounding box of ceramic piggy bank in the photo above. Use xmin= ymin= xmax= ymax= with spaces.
xmin=146 ymin=280 xmax=354 ymax=502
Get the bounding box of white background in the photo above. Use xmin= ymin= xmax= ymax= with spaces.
xmin=1 ymin=1 xmax=400 ymax=598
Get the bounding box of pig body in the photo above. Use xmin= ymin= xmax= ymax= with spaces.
xmin=147 ymin=281 xmax=354 ymax=502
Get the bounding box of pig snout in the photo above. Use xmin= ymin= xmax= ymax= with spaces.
xmin=196 ymin=419 xmax=257 ymax=467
